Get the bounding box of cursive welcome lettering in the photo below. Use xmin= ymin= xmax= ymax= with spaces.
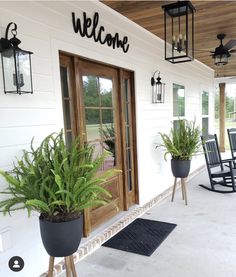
xmin=72 ymin=12 xmax=130 ymax=53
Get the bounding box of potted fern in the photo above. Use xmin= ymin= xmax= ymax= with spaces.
xmin=0 ymin=131 xmax=114 ymax=257
xmin=158 ymin=119 xmax=201 ymax=178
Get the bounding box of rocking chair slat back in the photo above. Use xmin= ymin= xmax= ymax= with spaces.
xmin=227 ymin=128 xmax=236 ymax=160
xmin=202 ymin=134 xmax=222 ymax=169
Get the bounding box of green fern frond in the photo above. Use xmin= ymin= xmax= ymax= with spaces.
xmin=25 ymin=199 xmax=50 ymax=214
xmin=0 ymin=130 xmax=116 ymax=218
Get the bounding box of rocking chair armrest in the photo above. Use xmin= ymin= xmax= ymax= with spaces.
xmin=221 ymin=160 xmax=234 ymax=169
xmin=222 ymin=158 xmax=234 ymax=163
xmin=208 ymin=160 xmax=232 ymax=166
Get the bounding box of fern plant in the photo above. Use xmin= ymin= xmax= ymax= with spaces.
xmin=158 ymin=119 xmax=202 ymax=161
xmin=0 ymin=131 xmax=115 ymax=221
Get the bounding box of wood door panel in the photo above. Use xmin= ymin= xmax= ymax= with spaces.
xmin=90 ymin=198 xmax=120 ymax=229
xmin=90 ymin=175 xmax=121 ymax=212
xmin=104 ymin=175 xmax=120 ymax=200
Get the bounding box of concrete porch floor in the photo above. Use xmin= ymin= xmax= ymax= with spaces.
xmin=63 ymin=169 xmax=236 ymax=277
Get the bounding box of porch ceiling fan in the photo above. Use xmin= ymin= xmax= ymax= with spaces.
xmin=196 ymin=34 xmax=236 ymax=66
xmin=195 ymin=34 xmax=236 ymax=66
xmin=209 ymin=34 xmax=236 ymax=66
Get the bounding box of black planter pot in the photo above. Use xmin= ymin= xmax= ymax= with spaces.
xmin=39 ymin=215 xmax=83 ymax=257
xmin=171 ymin=159 xmax=191 ymax=178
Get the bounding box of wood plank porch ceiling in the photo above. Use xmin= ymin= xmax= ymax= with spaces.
xmin=102 ymin=1 xmax=236 ymax=78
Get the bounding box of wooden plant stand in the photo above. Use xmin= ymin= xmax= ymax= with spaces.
xmin=48 ymin=255 xmax=77 ymax=277
xmin=171 ymin=177 xmax=188 ymax=205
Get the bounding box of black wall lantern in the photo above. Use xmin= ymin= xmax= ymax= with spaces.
xmin=162 ymin=1 xmax=195 ymax=64
xmin=151 ymin=70 xmax=165 ymax=103
xmin=0 ymin=22 xmax=33 ymax=94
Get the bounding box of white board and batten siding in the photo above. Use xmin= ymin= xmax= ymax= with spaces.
xmin=0 ymin=1 xmax=214 ymax=276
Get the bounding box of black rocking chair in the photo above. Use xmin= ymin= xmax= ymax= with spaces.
xmin=200 ymin=134 xmax=236 ymax=193
xmin=227 ymin=128 xmax=236 ymax=166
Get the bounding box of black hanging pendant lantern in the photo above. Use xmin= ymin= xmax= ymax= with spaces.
xmin=0 ymin=22 xmax=33 ymax=94
xmin=151 ymin=71 xmax=165 ymax=103
xmin=162 ymin=1 xmax=195 ymax=64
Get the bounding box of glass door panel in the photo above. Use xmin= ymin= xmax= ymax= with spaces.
xmin=59 ymin=57 xmax=75 ymax=147
xmin=82 ymin=75 xmax=117 ymax=171
xmin=121 ymin=71 xmax=138 ymax=208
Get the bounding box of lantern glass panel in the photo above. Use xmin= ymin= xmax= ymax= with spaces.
xmin=215 ymin=54 xmax=228 ymax=66
xmin=16 ymin=50 xmax=33 ymax=93
xmin=152 ymin=82 xmax=165 ymax=103
xmin=158 ymin=84 xmax=165 ymax=103
xmin=1 ymin=48 xmax=17 ymax=93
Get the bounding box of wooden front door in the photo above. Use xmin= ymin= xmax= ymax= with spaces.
xmin=78 ymin=59 xmax=123 ymax=235
xmin=59 ymin=53 xmax=138 ymax=236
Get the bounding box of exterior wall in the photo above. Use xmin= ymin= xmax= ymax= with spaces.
xmin=0 ymin=1 xmax=214 ymax=276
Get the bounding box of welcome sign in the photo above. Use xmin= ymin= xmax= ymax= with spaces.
xmin=72 ymin=12 xmax=130 ymax=53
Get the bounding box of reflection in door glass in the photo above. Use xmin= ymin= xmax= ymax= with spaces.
xmin=85 ymin=109 xmax=100 ymax=141
xmin=126 ymin=149 xmax=131 ymax=170
xmin=126 ymin=126 xmax=130 ymax=147
xmin=64 ymin=100 xmax=72 ymax=129
xmin=127 ymin=170 xmax=132 ymax=191
xmin=102 ymin=109 xmax=113 ymax=125
xmin=60 ymin=67 xmax=69 ymax=98
xmin=83 ymin=76 xmax=99 ymax=107
xmin=100 ymin=124 xmax=116 ymax=167
xmin=100 ymin=78 xmax=113 ymax=107
xmin=90 ymin=141 xmax=103 ymax=170
xmin=82 ymin=75 xmax=116 ymax=170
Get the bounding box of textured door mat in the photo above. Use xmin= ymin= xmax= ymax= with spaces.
xmin=102 ymin=218 xmax=177 ymax=256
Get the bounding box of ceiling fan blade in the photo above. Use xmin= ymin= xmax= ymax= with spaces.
xmin=190 ymin=48 xmax=212 ymax=52
xmin=224 ymin=39 xmax=236 ymax=50
xmin=229 ymin=49 xmax=236 ymax=53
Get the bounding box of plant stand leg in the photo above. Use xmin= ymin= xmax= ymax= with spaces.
xmin=48 ymin=256 xmax=55 ymax=277
xmin=171 ymin=178 xmax=177 ymax=202
xmin=70 ymin=255 xmax=77 ymax=277
xmin=181 ymin=178 xmax=188 ymax=205
xmin=65 ymin=256 xmax=72 ymax=277
xmin=181 ymin=179 xmax=185 ymax=200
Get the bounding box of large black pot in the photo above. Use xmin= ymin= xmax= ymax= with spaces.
xmin=39 ymin=215 xmax=83 ymax=257
xmin=171 ymin=159 xmax=191 ymax=178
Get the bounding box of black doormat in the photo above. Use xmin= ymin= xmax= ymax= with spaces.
xmin=102 ymin=218 xmax=177 ymax=256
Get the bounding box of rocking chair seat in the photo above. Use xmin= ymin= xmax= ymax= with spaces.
xmin=211 ymin=168 xmax=231 ymax=178
xmin=211 ymin=170 xmax=229 ymax=178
